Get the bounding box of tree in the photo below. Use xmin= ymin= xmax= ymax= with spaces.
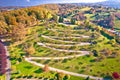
xmin=0 ymin=21 xmax=8 ymax=34
xmin=4 ymin=15 xmax=17 ymax=25
xmin=84 ymin=19 xmax=91 ymax=30
xmin=10 ymin=23 xmax=27 ymax=41
xmin=24 ymin=43 xmax=35 ymax=56
xmin=112 ymin=72 xmax=120 ymax=79
xmin=86 ymin=76 xmax=90 ymax=80
xmin=63 ymin=74 xmax=70 ymax=80
xmin=59 ymin=16 xmax=64 ymax=23
xmin=71 ymin=18 xmax=76 ymax=25
xmin=55 ymin=72 xmax=65 ymax=80
xmin=105 ymin=49 xmax=112 ymax=56
xmin=92 ymin=50 xmax=98 ymax=57
xmin=43 ymin=64 xmax=49 ymax=72
xmin=53 ymin=15 xmax=58 ymax=23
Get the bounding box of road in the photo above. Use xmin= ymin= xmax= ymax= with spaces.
xmin=46 ymin=35 xmax=90 ymax=39
xmin=25 ymin=58 xmax=103 ymax=80
xmin=38 ymin=42 xmax=90 ymax=47
xmin=71 ymin=34 xmax=90 ymax=38
xmin=27 ymin=53 xmax=89 ymax=60
xmin=41 ymin=35 xmax=90 ymax=44
xmin=37 ymin=42 xmax=90 ymax=53
xmin=1 ymin=39 xmax=11 ymax=80
xmin=4 ymin=46 xmax=11 ymax=80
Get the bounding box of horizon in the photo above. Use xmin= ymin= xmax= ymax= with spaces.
xmin=0 ymin=0 xmax=109 ymax=7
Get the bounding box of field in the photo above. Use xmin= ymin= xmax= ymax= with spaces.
xmin=1 ymin=4 xmax=120 ymax=80
xmin=7 ymin=20 xmax=120 ymax=80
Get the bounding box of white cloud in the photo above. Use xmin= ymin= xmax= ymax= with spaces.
xmin=26 ymin=0 xmax=30 ymax=2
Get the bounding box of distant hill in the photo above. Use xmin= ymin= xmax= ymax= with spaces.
xmin=96 ymin=0 xmax=120 ymax=8
xmin=75 ymin=0 xmax=120 ymax=9
xmin=0 ymin=6 xmax=26 ymax=11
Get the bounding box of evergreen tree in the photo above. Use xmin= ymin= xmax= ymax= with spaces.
xmin=71 ymin=18 xmax=76 ymax=25
xmin=59 ymin=16 xmax=64 ymax=23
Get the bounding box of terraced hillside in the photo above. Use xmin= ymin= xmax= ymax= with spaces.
xmin=1 ymin=4 xmax=120 ymax=80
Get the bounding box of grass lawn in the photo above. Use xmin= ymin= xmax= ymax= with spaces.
xmin=0 ymin=75 xmax=6 ymax=80
xmin=114 ymin=19 xmax=120 ymax=31
xmin=11 ymin=61 xmax=57 ymax=79
xmin=70 ymin=75 xmax=87 ymax=80
xmin=80 ymin=7 xmax=91 ymax=11
xmin=8 ymin=21 xmax=120 ymax=80
xmin=33 ymin=54 xmax=120 ymax=78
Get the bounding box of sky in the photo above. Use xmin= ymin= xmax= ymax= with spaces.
xmin=0 ymin=0 xmax=110 ymax=7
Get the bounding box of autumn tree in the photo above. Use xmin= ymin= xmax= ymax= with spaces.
xmin=112 ymin=72 xmax=120 ymax=79
xmin=55 ymin=72 xmax=65 ymax=80
xmin=52 ymin=15 xmax=58 ymax=23
xmin=10 ymin=23 xmax=27 ymax=41
xmin=4 ymin=15 xmax=17 ymax=25
xmin=43 ymin=64 xmax=49 ymax=72
xmin=0 ymin=21 xmax=8 ymax=34
xmin=24 ymin=43 xmax=35 ymax=56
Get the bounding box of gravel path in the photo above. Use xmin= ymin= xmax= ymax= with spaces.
xmin=38 ymin=42 xmax=90 ymax=47
xmin=37 ymin=42 xmax=89 ymax=53
xmin=41 ymin=35 xmax=90 ymax=44
xmin=27 ymin=53 xmax=89 ymax=60
xmin=25 ymin=58 xmax=103 ymax=80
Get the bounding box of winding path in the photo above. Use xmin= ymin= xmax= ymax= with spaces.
xmin=25 ymin=25 xmax=103 ymax=80
xmin=1 ymin=39 xmax=11 ymax=80
xmin=4 ymin=46 xmax=11 ymax=80
xmin=27 ymin=53 xmax=89 ymax=60
xmin=48 ymin=28 xmax=84 ymax=32
xmin=38 ymin=42 xmax=90 ymax=47
xmin=37 ymin=42 xmax=89 ymax=53
xmin=71 ymin=34 xmax=90 ymax=38
xmin=46 ymin=35 xmax=89 ymax=39
xmin=41 ymin=35 xmax=90 ymax=44
xmin=25 ymin=58 xmax=103 ymax=80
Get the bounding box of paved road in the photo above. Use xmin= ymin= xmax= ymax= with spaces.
xmin=27 ymin=53 xmax=89 ymax=60
xmin=1 ymin=39 xmax=11 ymax=80
xmin=38 ymin=42 xmax=90 ymax=47
xmin=58 ymin=23 xmax=78 ymax=27
xmin=4 ymin=46 xmax=11 ymax=80
xmin=41 ymin=35 xmax=90 ymax=44
xmin=47 ymin=35 xmax=90 ymax=39
xmin=71 ymin=34 xmax=90 ymax=38
xmin=48 ymin=28 xmax=84 ymax=32
xmin=37 ymin=42 xmax=90 ymax=53
xmin=25 ymin=58 xmax=103 ymax=80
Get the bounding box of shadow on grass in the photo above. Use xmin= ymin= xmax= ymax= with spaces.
xmin=90 ymin=59 xmax=95 ymax=62
xmin=24 ymin=66 xmax=32 ymax=69
xmin=34 ymin=68 xmax=43 ymax=73
xmin=103 ymin=75 xmax=113 ymax=80
xmin=43 ymin=60 xmax=50 ymax=64
xmin=3 ymin=41 xmax=11 ymax=46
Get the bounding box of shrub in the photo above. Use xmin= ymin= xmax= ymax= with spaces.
xmin=43 ymin=64 xmax=49 ymax=72
xmin=112 ymin=72 xmax=120 ymax=79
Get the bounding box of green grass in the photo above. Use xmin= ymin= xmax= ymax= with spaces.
xmin=114 ymin=19 xmax=120 ymax=31
xmin=11 ymin=60 xmax=87 ymax=80
xmin=80 ymin=7 xmax=91 ymax=11
xmin=0 ymin=75 xmax=6 ymax=80
xmin=8 ymin=19 xmax=120 ymax=80
xmin=70 ymin=75 xmax=87 ymax=80
xmin=33 ymin=55 xmax=120 ymax=77
xmin=11 ymin=61 xmax=56 ymax=79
